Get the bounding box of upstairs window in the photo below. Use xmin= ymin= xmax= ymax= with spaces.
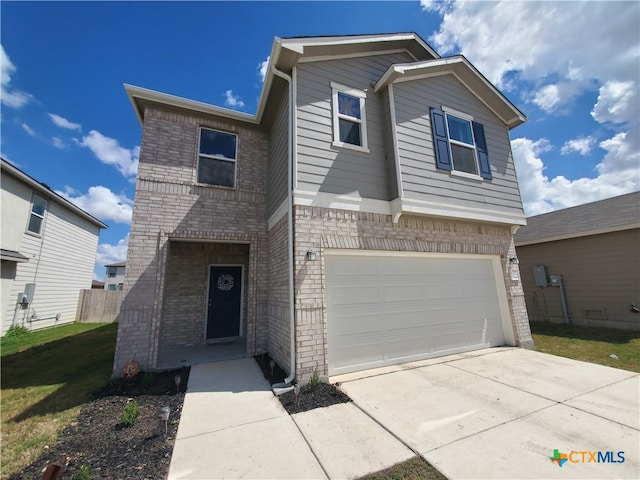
xmin=27 ymin=194 xmax=47 ymax=235
xmin=107 ymin=267 xmax=117 ymax=278
xmin=197 ymin=128 xmax=238 ymax=188
xmin=331 ymin=82 xmax=368 ymax=152
xmin=430 ymin=107 xmax=492 ymax=180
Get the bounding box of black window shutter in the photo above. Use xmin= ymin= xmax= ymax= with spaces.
xmin=430 ymin=108 xmax=452 ymax=171
xmin=472 ymin=121 xmax=492 ymax=180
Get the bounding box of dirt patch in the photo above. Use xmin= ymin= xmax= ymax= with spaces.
xmin=10 ymin=368 xmax=189 ymax=480
xmin=254 ymin=354 xmax=351 ymax=414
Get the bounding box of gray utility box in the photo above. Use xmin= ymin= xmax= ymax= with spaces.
xmin=532 ymin=265 xmax=549 ymax=287
xmin=549 ymin=274 xmax=562 ymax=287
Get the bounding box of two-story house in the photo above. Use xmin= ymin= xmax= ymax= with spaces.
xmin=113 ymin=33 xmax=533 ymax=380
xmin=1 ymin=159 xmax=107 ymax=334
xmin=104 ymin=262 xmax=126 ymax=291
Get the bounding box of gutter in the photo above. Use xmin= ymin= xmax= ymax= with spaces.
xmin=270 ymin=64 xmax=296 ymax=392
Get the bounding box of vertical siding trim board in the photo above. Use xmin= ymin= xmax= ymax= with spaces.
xmin=388 ymin=85 xmax=403 ymax=198
xmin=292 ymin=66 xmax=299 ymax=191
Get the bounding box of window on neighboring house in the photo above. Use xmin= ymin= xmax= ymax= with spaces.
xmin=430 ymin=107 xmax=492 ymax=180
xmin=117 ymin=283 xmax=124 ymax=291
xmin=108 ymin=284 xmax=116 ymax=291
xmin=107 ymin=267 xmax=117 ymax=278
xmin=331 ymin=82 xmax=368 ymax=152
xmin=27 ymin=194 xmax=47 ymax=234
xmin=197 ymin=127 xmax=238 ymax=188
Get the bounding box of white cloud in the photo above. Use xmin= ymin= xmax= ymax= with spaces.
xmin=80 ymin=130 xmax=139 ymax=178
xmin=258 ymin=56 xmax=270 ymax=82
xmin=424 ymin=0 xmax=640 ymax=212
xmin=21 ymin=123 xmax=36 ymax=137
xmin=48 ymin=113 xmax=82 ymax=131
xmin=532 ymin=82 xmax=583 ymax=113
xmin=512 ymin=137 xmax=639 ymax=216
xmin=591 ymin=80 xmax=638 ymax=125
xmin=56 ymin=185 xmax=133 ymax=224
xmin=224 ymin=90 xmax=245 ymax=108
xmin=51 ymin=137 xmax=65 ymax=149
xmin=0 ymin=44 xmax=33 ymax=109
xmin=560 ymin=136 xmax=596 ymax=156
xmin=95 ymin=233 xmax=129 ymax=269
xmin=423 ymin=1 xmax=639 ymax=92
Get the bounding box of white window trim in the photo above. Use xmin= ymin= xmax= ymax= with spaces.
xmin=331 ymin=82 xmax=369 ymax=153
xmin=441 ymin=106 xmax=482 ymax=179
xmin=27 ymin=194 xmax=46 ymax=235
xmin=197 ymin=127 xmax=238 ymax=188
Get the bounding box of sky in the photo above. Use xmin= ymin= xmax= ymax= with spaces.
xmin=2 ymin=1 xmax=639 ymax=281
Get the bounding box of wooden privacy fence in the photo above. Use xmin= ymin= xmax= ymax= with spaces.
xmin=76 ymin=289 xmax=123 ymax=323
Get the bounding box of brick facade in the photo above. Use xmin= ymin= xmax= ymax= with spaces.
xmin=112 ymin=107 xmax=269 ymax=374
xmin=292 ymin=206 xmax=533 ymax=380
xmin=267 ymin=215 xmax=291 ymax=373
xmin=114 ymin=105 xmax=533 ymax=381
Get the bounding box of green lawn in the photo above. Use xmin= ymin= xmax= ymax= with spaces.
xmin=1 ymin=322 xmax=117 ymax=479
xmin=358 ymin=456 xmax=446 ymax=480
xmin=530 ymin=321 xmax=640 ymax=373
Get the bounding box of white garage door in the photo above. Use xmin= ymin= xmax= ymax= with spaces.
xmin=326 ymin=252 xmax=513 ymax=376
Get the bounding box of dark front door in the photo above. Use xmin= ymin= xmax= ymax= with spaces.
xmin=206 ymin=266 xmax=242 ymax=340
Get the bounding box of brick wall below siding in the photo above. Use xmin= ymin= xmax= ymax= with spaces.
xmin=292 ymin=206 xmax=533 ymax=380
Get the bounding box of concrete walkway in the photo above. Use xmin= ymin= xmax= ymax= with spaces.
xmin=168 ymin=358 xmax=413 ymax=480
xmin=169 ymin=349 xmax=639 ymax=479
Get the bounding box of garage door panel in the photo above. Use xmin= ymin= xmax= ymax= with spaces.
xmin=326 ymin=254 xmax=510 ymax=376
xmin=381 ymin=285 xmax=424 ymax=302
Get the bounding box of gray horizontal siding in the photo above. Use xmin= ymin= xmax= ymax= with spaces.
xmin=296 ymin=52 xmax=413 ymax=200
xmin=267 ymin=90 xmax=289 ymax=217
xmin=393 ymin=76 xmax=524 ymax=216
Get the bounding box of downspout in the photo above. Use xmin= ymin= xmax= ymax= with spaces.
xmin=270 ymin=64 xmax=296 ymax=390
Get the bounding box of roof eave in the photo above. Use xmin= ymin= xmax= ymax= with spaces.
xmin=375 ymin=56 xmax=527 ymax=129
xmin=1 ymin=159 xmax=108 ymax=229
xmin=124 ymin=84 xmax=260 ymax=126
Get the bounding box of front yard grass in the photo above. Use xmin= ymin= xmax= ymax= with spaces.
xmin=1 ymin=322 xmax=117 ymax=479
xmin=530 ymin=321 xmax=640 ymax=373
xmin=358 ymin=456 xmax=446 ymax=480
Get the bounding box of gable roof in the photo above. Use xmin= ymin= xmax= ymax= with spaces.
xmin=374 ymin=56 xmax=527 ymax=129
xmin=126 ymin=33 xmax=440 ymax=125
xmin=126 ymin=32 xmax=524 ymax=132
xmin=514 ymin=192 xmax=640 ymax=246
xmin=1 ymin=158 xmax=108 ymax=229
xmin=105 ymin=261 xmax=126 ymax=268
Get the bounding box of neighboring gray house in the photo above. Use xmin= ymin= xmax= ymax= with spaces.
xmin=104 ymin=262 xmax=126 ymax=291
xmin=1 ymin=159 xmax=107 ymax=334
xmin=113 ymin=33 xmax=533 ymax=380
xmin=515 ymin=192 xmax=640 ymax=331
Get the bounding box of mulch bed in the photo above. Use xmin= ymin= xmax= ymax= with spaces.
xmin=13 ymin=355 xmax=349 ymax=479
xmin=11 ymin=368 xmax=189 ymax=480
xmin=254 ymin=353 xmax=351 ymax=414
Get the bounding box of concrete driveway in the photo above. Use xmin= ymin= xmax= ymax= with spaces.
xmin=335 ymin=347 xmax=639 ymax=479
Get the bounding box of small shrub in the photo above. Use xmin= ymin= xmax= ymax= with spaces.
xmin=75 ymin=465 xmax=90 ymax=480
xmin=120 ymin=400 xmax=140 ymax=427
xmin=308 ymin=366 xmax=321 ymax=391
xmin=3 ymin=325 xmax=29 ymax=339
xmin=141 ymin=371 xmax=155 ymax=387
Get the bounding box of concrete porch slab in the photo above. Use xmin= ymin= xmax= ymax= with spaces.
xmin=293 ymin=402 xmax=415 ymax=479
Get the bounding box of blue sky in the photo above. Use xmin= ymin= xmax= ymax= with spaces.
xmin=2 ymin=1 xmax=638 ymax=280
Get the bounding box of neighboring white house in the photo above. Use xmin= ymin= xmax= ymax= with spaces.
xmin=1 ymin=159 xmax=108 ymax=334
xmin=104 ymin=262 xmax=126 ymax=291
